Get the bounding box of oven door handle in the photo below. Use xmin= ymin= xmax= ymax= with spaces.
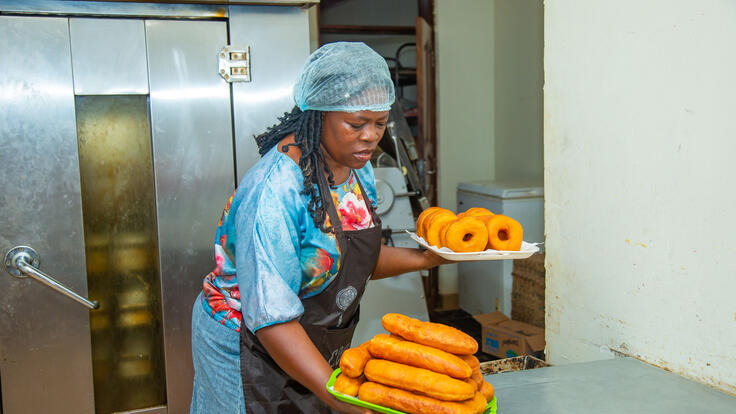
xmin=4 ymin=246 xmax=99 ymax=310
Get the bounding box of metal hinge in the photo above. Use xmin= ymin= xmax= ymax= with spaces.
xmin=219 ymin=46 xmax=251 ymax=82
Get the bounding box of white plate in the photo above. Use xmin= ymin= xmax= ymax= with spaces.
xmin=407 ymin=231 xmax=541 ymax=261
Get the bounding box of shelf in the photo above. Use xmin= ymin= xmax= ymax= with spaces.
xmin=319 ymin=24 xmax=416 ymax=35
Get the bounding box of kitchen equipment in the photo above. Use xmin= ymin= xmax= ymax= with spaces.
xmin=486 ymin=358 xmax=736 ymax=414
xmin=0 ymin=2 xmax=312 ymax=413
xmin=457 ymin=180 xmax=544 ymax=316
xmin=352 ymin=167 xmax=430 ymax=346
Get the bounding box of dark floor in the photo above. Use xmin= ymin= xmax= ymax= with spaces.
xmin=428 ymin=308 xmax=499 ymax=363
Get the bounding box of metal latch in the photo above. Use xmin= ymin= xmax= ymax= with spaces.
xmin=219 ymin=46 xmax=251 ymax=82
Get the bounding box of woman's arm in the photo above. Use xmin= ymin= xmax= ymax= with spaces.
xmin=371 ymin=245 xmax=450 ymax=280
xmin=256 ymin=320 xmax=371 ymax=414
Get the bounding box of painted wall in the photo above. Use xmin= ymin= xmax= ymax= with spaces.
xmin=435 ymin=0 xmax=543 ymax=293
xmin=494 ymin=0 xmax=544 ymax=181
xmin=545 ymin=0 xmax=736 ymax=394
xmin=435 ymin=0 xmax=496 ymax=293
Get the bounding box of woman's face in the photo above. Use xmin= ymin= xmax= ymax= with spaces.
xmin=321 ymin=110 xmax=390 ymax=171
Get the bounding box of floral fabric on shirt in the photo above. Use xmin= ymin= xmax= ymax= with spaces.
xmin=201 ymin=146 xmax=377 ymax=332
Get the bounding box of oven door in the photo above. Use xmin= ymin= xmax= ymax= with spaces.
xmin=0 ymin=16 xmax=97 ymax=414
xmin=0 ymin=14 xmax=235 ymax=414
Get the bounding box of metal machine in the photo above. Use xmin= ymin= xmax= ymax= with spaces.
xmin=0 ymin=1 xmax=313 ymax=413
xmin=352 ymin=167 xmax=429 ymax=346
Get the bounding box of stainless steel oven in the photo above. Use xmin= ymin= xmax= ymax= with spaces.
xmin=0 ymin=1 xmax=313 ymax=412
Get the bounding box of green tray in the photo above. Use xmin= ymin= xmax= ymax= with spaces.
xmin=326 ymin=369 xmax=497 ymax=414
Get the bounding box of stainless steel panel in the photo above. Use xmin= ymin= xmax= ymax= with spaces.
xmin=487 ymin=358 xmax=736 ymax=414
xmin=228 ymin=5 xmax=311 ymax=180
xmin=146 ymin=20 xmax=235 ymax=414
xmin=70 ymin=18 xmax=148 ymax=95
xmin=0 ymin=1 xmax=229 ymax=18
xmin=120 ymin=405 xmax=167 ymax=414
xmin=0 ymin=16 xmax=95 ymax=414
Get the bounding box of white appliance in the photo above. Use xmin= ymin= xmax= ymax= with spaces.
xmin=457 ymin=180 xmax=544 ymax=316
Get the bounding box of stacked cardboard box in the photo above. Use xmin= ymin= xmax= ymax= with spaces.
xmin=511 ymin=253 xmax=545 ymax=329
xmin=472 ymin=312 xmax=545 ymax=359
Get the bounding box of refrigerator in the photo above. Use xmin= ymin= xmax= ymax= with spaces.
xmin=457 ymin=180 xmax=544 ymax=316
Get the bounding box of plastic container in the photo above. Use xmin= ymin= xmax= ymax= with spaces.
xmin=326 ymin=369 xmax=497 ymax=414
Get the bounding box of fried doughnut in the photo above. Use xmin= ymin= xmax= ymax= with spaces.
xmin=419 ymin=209 xmax=444 ymax=237
xmin=476 ymin=214 xmax=494 ymax=226
xmin=368 ymin=334 xmax=472 ymax=379
xmin=358 ymin=382 xmax=487 ymax=414
xmin=364 ymin=360 xmax=476 ymax=402
xmin=339 ymin=342 xmax=371 ymax=378
xmin=457 ymin=207 xmax=494 ymax=219
xmin=426 ymin=212 xmax=459 ymax=248
xmin=443 ymin=217 xmax=489 ymax=253
xmin=422 ymin=209 xmax=455 ymax=239
xmin=419 ymin=208 xmax=451 ymax=239
xmin=439 ymin=219 xmax=456 ymax=248
xmin=485 ymin=214 xmax=523 ymax=251
xmin=415 ymin=207 xmax=442 ymax=239
xmin=333 ymin=373 xmax=364 ymax=397
xmin=480 ymin=380 xmax=495 ymax=402
xmin=457 ymin=355 xmax=480 ymax=371
xmin=382 ymin=313 xmax=478 ymax=355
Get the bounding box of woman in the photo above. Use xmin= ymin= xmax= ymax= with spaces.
xmin=190 ymin=42 xmax=447 ymax=413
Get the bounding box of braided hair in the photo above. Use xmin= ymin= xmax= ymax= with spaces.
xmin=255 ymin=106 xmax=336 ymax=233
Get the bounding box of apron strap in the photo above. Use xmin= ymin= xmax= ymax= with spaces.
xmin=316 ymin=166 xmax=382 ymax=235
xmin=315 ymin=165 xmax=346 ymax=242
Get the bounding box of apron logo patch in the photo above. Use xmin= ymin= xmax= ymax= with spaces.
xmin=336 ymin=286 xmax=357 ymax=311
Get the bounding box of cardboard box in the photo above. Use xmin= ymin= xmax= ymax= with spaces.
xmin=472 ymin=312 xmax=545 ymax=358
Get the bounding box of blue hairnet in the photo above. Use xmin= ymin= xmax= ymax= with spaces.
xmin=293 ymin=42 xmax=395 ymax=112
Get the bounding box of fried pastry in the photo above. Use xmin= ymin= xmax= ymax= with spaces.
xmin=358 ymin=382 xmax=487 ymax=414
xmin=382 ymin=313 xmax=478 ymax=355
xmin=339 ymin=342 xmax=371 ymax=378
xmin=364 ymin=359 xmax=475 ymax=402
xmin=333 ymin=373 xmax=363 ymax=397
xmin=368 ymin=334 xmax=472 ymax=379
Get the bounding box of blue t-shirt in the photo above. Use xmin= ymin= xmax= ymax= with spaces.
xmin=200 ymin=145 xmax=377 ymax=333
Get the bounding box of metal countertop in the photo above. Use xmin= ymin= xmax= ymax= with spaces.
xmin=484 ymin=357 xmax=735 ymax=414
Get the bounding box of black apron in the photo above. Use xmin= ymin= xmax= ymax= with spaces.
xmin=240 ymin=169 xmax=382 ymax=413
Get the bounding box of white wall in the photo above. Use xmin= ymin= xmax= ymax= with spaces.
xmin=435 ymin=0 xmax=543 ymax=294
xmin=545 ymin=0 xmax=736 ymax=394
xmin=494 ymin=0 xmax=544 ymax=181
xmin=435 ymin=0 xmax=496 ymax=293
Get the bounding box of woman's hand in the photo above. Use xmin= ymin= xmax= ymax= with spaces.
xmin=371 ymin=245 xmax=452 ymax=280
xmin=257 ymin=320 xmax=361 ymax=411
xmin=257 ymin=320 xmax=375 ymax=412
xmin=422 ymin=248 xmax=453 ymax=268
